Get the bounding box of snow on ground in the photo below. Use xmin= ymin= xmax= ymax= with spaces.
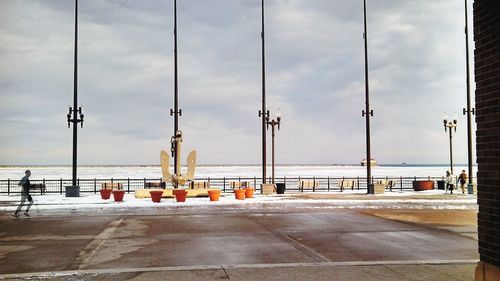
xmin=0 ymin=190 xmax=477 ymax=211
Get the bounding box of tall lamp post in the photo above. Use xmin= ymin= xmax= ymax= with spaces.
xmin=258 ymin=0 xmax=268 ymax=184
xmin=266 ymin=112 xmax=282 ymax=184
xmin=443 ymin=113 xmax=458 ymax=175
xmin=362 ymin=0 xmax=374 ymax=193
xmin=170 ymin=0 xmax=182 ymax=177
xmin=66 ymin=0 xmax=84 ymax=197
xmin=462 ymin=0 xmax=475 ymax=193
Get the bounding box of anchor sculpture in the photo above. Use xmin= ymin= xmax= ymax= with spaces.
xmin=160 ymin=130 xmax=196 ymax=188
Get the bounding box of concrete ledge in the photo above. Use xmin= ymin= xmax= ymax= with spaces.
xmin=135 ymin=188 xmax=217 ymax=199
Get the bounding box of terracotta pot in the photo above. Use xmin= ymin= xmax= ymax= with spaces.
xmin=150 ymin=190 xmax=164 ymax=203
xmin=173 ymin=189 xmax=188 ymax=202
xmin=100 ymin=189 xmax=112 ymax=200
xmin=244 ymin=188 xmax=254 ymax=198
xmin=112 ymin=190 xmax=125 ymax=202
xmin=413 ymin=180 xmax=435 ymax=191
xmin=234 ymin=189 xmax=245 ymax=200
xmin=207 ymin=190 xmax=221 ymax=201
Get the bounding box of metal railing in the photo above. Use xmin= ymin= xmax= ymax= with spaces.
xmin=0 ymin=176 xmax=464 ymax=195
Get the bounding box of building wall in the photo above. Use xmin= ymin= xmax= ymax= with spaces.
xmin=474 ymin=0 xmax=500 ymax=267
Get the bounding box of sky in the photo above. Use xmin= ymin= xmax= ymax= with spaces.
xmin=0 ymin=0 xmax=476 ymax=165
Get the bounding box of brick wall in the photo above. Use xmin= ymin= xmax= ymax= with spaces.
xmin=474 ymin=0 xmax=500 ymax=267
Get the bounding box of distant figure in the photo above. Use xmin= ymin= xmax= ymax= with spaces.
xmin=458 ymin=170 xmax=468 ymax=194
xmin=445 ymin=170 xmax=455 ymax=194
xmin=14 ymin=170 xmax=33 ymax=218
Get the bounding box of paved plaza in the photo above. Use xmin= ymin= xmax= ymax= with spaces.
xmin=0 ymin=193 xmax=479 ymax=280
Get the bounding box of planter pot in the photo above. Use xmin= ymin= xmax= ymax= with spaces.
xmin=150 ymin=190 xmax=164 ymax=203
xmin=234 ymin=189 xmax=245 ymax=200
xmin=112 ymin=190 xmax=125 ymax=202
xmin=413 ymin=180 xmax=435 ymax=191
xmin=100 ymin=189 xmax=112 ymax=200
xmin=244 ymin=188 xmax=254 ymax=198
xmin=173 ymin=189 xmax=188 ymax=202
xmin=207 ymin=190 xmax=221 ymax=201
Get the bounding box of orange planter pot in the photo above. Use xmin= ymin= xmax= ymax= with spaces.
xmin=244 ymin=188 xmax=254 ymax=198
xmin=234 ymin=189 xmax=246 ymax=200
xmin=100 ymin=189 xmax=112 ymax=200
xmin=173 ymin=189 xmax=188 ymax=202
xmin=150 ymin=190 xmax=164 ymax=203
xmin=413 ymin=180 xmax=435 ymax=191
xmin=208 ymin=190 xmax=221 ymax=201
xmin=112 ymin=190 xmax=125 ymax=202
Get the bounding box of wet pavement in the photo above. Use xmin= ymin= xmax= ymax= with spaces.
xmin=0 ymin=196 xmax=479 ymax=280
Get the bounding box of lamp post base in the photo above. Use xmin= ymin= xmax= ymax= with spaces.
xmin=65 ymin=185 xmax=80 ymax=197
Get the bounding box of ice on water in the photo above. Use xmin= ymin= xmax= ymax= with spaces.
xmin=0 ymin=164 xmax=475 ymax=180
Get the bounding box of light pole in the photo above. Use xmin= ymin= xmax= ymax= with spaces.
xmin=266 ymin=112 xmax=281 ymax=184
xmin=258 ymin=0 xmax=268 ymax=184
xmin=443 ymin=113 xmax=458 ymax=175
xmin=66 ymin=0 xmax=84 ymax=197
xmin=170 ymin=0 xmax=182 ymax=177
xmin=362 ymin=0 xmax=374 ymax=193
xmin=462 ymin=0 xmax=475 ymax=192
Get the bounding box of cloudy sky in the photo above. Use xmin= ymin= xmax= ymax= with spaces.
xmin=0 ymin=0 xmax=475 ymax=165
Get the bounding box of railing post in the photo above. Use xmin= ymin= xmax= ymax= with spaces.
xmin=94 ymin=178 xmax=97 ymax=194
xmin=327 ymin=176 xmax=330 ymax=191
xmin=60 ymin=178 xmax=63 ymax=194
xmin=400 ymin=176 xmax=403 ymax=191
xmin=127 ymin=178 xmax=130 ymax=193
xmin=223 ymin=177 xmax=226 ymax=193
xmin=357 ymin=177 xmax=360 ymax=190
xmin=42 ymin=178 xmax=46 ymax=195
xmin=7 ymin=179 xmax=10 ymax=195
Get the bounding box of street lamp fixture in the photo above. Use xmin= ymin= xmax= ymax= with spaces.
xmin=266 ymin=111 xmax=282 ymax=184
xmin=443 ymin=113 xmax=458 ymax=175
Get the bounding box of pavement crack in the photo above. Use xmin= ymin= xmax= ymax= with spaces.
xmin=68 ymin=217 xmax=124 ymax=270
xmin=221 ymin=265 xmax=232 ymax=281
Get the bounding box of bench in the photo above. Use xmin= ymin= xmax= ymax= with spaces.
xmin=299 ymin=180 xmax=319 ymax=192
xmin=101 ymin=182 xmax=123 ymax=190
xmin=230 ymin=181 xmax=251 ymax=189
xmin=144 ymin=182 xmax=166 ymax=189
xmin=338 ymin=180 xmax=355 ymax=191
xmin=378 ymin=180 xmax=396 ymax=190
xmin=30 ymin=184 xmax=46 ymax=195
xmin=190 ymin=181 xmax=210 ymax=189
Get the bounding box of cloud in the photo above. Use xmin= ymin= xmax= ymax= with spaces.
xmin=0 ymin=0 xmax=475 ymax=165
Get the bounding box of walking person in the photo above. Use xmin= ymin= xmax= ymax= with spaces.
xmin=445 ymin=170 xmax=455 ymax=195
xmin=458 ymin=170 xmax=468 ymax=194
xmin=14 ymin=170 xmax=33 ymax=218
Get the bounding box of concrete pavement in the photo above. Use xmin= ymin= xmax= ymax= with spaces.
xmin=0 ymin=194 xmax=479 ymax=280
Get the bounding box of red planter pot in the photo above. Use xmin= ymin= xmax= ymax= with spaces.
xmin=208 ymin=190 xmax=221 ymax=202
xmin=100 ymin=189 xmax=112 ymax=200
xmin=244 ymin=188 xmax=254 ymax=198
xmin=413 ymin=180 xmax=435 ymax=191
xmin=234 ymin=189 xmax=245 ymax=200
xmin=173 ymin=189 xmax=188 ymax=202
xmin=112 ymin=190 xmax=125 ymax=202
xmin=150 ymin=190 xmax=164 ymax=203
